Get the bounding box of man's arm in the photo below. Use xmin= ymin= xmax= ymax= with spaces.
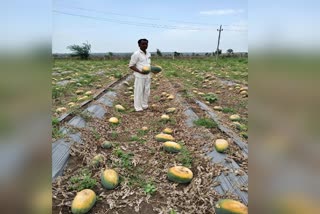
xmin=129 ymin=65 xmax=143 ymax=74
xmin=129 ymin=53 xmax=143 ymax=74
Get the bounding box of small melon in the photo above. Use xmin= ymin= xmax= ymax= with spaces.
xmin=67 ymin=102 xmax=76 ymax=108
xmin=109 ymin=117 xmax=119 ymax=124
xmin=239 ymin=87 xmax=248 ymax=92
xmin=101 ymin=169 xmax=119 ymax=190
xmin=85 ymin=91 xmax=92 ymax=96
xmin=141 ymin=126 xmax=148 ymax=131
xmin=215 ymin=199 xmax=248 ymax=214
xmin=71 ymin=189 xmax=96 ymax=214
xmin=163 ymin=141 xmax=181 ymax=153
xmin=230 ymin=114 xmax=241 ymax=121
xmin=167 ymin=166 xmax=193 ymax=184
xmin=163 ymin=128 xmax=173 ymax=134
xmin=155 ymin=133 xmax=175 ymax=142
xmin=90 ymin=154 xmax=104 ymax=167
xmin=75 ymin=89 xmax=84 ymax=94
xmin=77 ymin=96 xmax=89 ymax=102
xmin=167 ymin=94 xmax=175 ymax=100
xmin=56 ymin=107 xmax=67 ymax=113
xmin=161 ymin=114 xmax=170 ymax=121
xmin=161 ymin=92 xmax=167 ymax=96
xmin=115 ymin=104 xmax=125 ymax=112
xmin=101 ymin=141 xmax=112 ymax=149
xmin=166 ymin=107 xmax=176 ymax=113
xmin=215 ymin=139 xmax=229 ymax=153
xmin=123 ymin=81 xmax=130 ymax=87
xmin=213 ymin=106 xmax=223 ymax=111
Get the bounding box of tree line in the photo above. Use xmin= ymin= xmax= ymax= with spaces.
xmin=64 ymin=42 xmax=242 ymax=60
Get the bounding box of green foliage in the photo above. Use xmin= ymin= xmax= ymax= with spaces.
xmin=67 ymin=41 xmax=91 ymax=60
xmin=203 ymin=93 xmax=218 ymax=103
xmin=173 ymin=51 xmax=181 ymax=57
xmin=92 ymin=128 xmax=101 ymax=140
xmin=69 ymin=168 xmax=97 ymax=191
xmin=176 ymin=144 xmax=192 ymax=168
xmin=165 ymin=70 xmax=179 ymax=77
xmin=137 ymin=129 xmax=148 ymax=136
xmin=130 ymin=135 xmax=146 ymax=144
xmin=227 ymin=49 xmax=234 ymax=54
xmin=214 ymin=49 xmax=222 ymax=55
xmin=130 ymin=135 xmax=139 ymax=141
xmin=194 ymin=118 xmax=217 ymax=128
xmin=143 ymin=183 xmax=157 ymax=195
xmin=240 ymin=132 xmax=248 ymax=139
xmin=113 ymin=148 xmax=134 ymax=168
xmin=222 ymin=107 xmax=236 ymax=114
xmin=110 ymin=131 xmax=118 ymax=140
xmin=156 ymin=49 xmax=162 ymax=57
xmin=169 ymin=209 xmax=177 ymax=214
xmin=114 ymin=72 xmax=122 ymax=78
xmin=52 ymin=117 xmax=63 ymax=139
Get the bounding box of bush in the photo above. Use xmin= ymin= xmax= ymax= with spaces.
xmin=67 ymin=41 xmax=91 ymax=60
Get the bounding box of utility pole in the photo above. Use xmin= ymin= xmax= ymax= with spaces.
xmin=215 ymin=25 xmax=223 ymax=61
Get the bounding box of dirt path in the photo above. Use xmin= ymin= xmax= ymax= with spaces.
xmin=52 ymin=72 xmax=248 ymax=213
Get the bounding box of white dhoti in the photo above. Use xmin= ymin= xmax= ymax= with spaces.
xmin=134 ymin=76 xmax=151 ymax=111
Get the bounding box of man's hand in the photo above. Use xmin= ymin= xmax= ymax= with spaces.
xmin=130 ymin=66 xmax=150 ymax=74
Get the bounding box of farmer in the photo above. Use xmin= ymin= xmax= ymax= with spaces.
xmin=129 ymin=38 xmax=151 ymax=112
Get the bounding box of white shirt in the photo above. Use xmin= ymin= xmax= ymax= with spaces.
xmin=129 ymin=49 xmax=151 ymax=78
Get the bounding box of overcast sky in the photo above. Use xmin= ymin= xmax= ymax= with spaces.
xmin=3 ymin=0 xmax=319 ymax=54
xmin=52 ymin=0 xmax=248 ymax=53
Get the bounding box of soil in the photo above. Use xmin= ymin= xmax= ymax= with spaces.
xmin=52 ymin=72 xmax=247 ymax=213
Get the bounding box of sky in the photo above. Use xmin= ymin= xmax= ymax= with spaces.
xmin=3 ymin=0 xmax=318 ymax=54
xmin=52 ymin=0 xmax=248 ymax=53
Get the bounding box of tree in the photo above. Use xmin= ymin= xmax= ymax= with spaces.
xmin=156 ymin=49 xmax=162 ymax=57
xmin=173 ymin=51 xmax=181 ymax=57
xmin=214 ymin=49 xmax=222 ymax=55
xmin=227 ymin=49 xmax=234 ymax=54
xmin=67 ymin=41 xmax=91 ymax=59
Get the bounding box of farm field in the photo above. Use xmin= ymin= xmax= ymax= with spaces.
xmin=52 ymin=57 xmax=248 ymax=214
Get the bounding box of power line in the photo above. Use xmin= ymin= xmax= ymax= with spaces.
xmin=55 ymin=5 xmax=160 ymax=21
xmin=53 ymin=4 xmax=247 ymax=28
xmin=53 ymin=10 xmax=211 ymax=30
xmin=224 ymin=29 xmax=248 ymax=32
xmin=53 ymin=10 xmax=247 ymax=32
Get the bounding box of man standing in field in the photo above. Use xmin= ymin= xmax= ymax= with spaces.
xmin=129 ymin=38 xmax=151 ymax=112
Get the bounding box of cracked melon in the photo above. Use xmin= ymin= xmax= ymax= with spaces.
xmin=90 ymin=154 xmax=104 ymax=167
xmin=167 ymin=166 xmax=193 ymax=183
xmin=215 ymin=199 xmax=248 ymax=214
xmin=101 ymin=169 xmax=119 ymax=190
xmin=71 ymin=189 xmax=96 ymax=214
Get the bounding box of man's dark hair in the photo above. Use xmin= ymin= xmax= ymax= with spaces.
xmin=138 ymin=38 xmax=148 ymax=45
